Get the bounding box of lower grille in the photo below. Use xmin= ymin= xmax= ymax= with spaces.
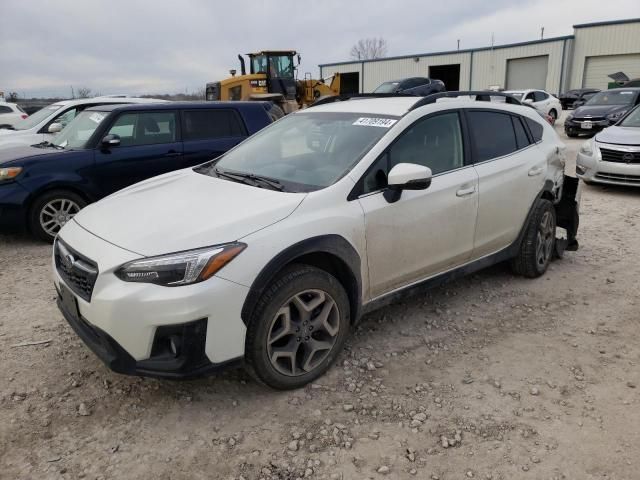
xmin=595 ymin=172 xmax=640 ymax=184
xmin=600 ymin=148 xmax=640 ymax=164
xmin=55 ymin=240 xmax=98 ymax=302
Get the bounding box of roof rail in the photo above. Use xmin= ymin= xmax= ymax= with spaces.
xmin=310 ymin=92 xmax=419 ymax=108
xmin=408 ymin=91 xmax=523 ymax=111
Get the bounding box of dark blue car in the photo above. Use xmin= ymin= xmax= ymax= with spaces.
xmin=0 ymin=101 xmax=273 ymax=241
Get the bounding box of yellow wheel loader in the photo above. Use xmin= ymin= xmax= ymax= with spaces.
xmin=205 ymin=50 xmax=343 ymax=119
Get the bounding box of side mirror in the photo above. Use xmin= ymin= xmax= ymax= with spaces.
xmin=384 ymin=163 xmax=432 ymax=203
xmin=101 ymin=134 xmax=121 ymax=148
xmin=524 ymin=98 xmax=534 ymax=104
xmin=48 ymin=123 xmax=63 ymax=133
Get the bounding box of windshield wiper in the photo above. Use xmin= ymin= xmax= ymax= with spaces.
xmin=33 ymin=141 xmax=64 ymax=150
xmin=214 ymin=168 xmax=284 ymax=191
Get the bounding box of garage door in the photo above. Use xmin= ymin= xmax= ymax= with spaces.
xmin=506 ymin=55 xmax=549 ymax=90
xmin=583 ymin=54 xmax=640 ymax=89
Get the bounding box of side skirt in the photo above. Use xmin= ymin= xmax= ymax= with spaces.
xmin=362 ymin=245 xmax=515 ymax=315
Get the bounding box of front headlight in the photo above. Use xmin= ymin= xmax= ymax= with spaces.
xmin=115 ymin=243 xmax=246 ymax=286
xmin=579 ymin=141 xmax=593 ymax=156
xmin=0 ymin=167 xmax=22 ymax=181
xmin=606 ymin=111 xmax=626 ymax=122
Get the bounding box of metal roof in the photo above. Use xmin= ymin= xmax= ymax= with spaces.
xmin=573 ymin=18 xmax=640 ymax=29
xmin=319 ymin=36 xmax=573 ymax=68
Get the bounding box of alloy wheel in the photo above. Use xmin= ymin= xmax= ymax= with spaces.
xmin=39 ymin=198 xmax=81 ymax=237
xmin=536 ymin=210 xmax=555 ymax=267
xmin=266 ymin=289 xmax=340 ymax=377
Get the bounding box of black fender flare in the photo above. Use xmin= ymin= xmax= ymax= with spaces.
xmin=240 ymin=234 xmax=363 ymax=326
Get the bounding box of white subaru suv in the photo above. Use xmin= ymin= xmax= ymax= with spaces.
xmin=53 ymin=93 xmax=581 ymax=389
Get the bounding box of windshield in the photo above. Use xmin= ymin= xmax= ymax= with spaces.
xmin=52 ymin=110 xmax=108 ymax=149
xmin=507 ymin=92 xmax=524 ymax=100
xmin=373 ymin=82 xmax=399 ymax=93
xmin=586 ymin=90 xmax=638 ymax=106
xmin=199 ymin=112 xmax=396 ymax=191
xmin=12 ymin=104 xmax=62 ymax=130
xmin=620 ymin=106 xmax=640 ymax=127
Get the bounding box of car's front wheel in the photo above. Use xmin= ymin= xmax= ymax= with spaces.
xmin=245 ymin=264 xmax=350 ymax=389
xmin=29 ymin=190 xmax=87 ymax=242
xmin=511 ymin=199 xmax=556 ymax=278
xmin=549 ymin=109 xmax=558 ymax=124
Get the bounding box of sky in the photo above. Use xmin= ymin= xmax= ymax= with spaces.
xmin=1 ymin=0 xmax=640 ymax=98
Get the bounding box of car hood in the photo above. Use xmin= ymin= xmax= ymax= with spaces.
xmin=73 ymin=169 xmax=307 ymax=257
xmin=0 ymin=145 xmax=59 ymax=165
xmin=573 ymin=104 xmax=630 ymax=118
xmin=596 ymin=126 xmax=640 ymax=145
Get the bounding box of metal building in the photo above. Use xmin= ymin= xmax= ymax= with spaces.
xmin=319 ymin=18 xmax=640 ymax=94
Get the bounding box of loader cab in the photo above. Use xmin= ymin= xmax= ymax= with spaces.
xmin=248 ymin=50 xmax=298 ymax=100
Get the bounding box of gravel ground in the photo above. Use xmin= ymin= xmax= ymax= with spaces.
xmin=1 ymin=113 xmax=639 ymax=480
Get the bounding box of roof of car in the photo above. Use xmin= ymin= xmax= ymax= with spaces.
xmin=85 ymin=101 xmax=270 ymax=112
xmin=303 ymin=97 xmax=422 ymax=116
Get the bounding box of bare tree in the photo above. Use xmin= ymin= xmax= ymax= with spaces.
xmin=76 ymin=87 xmax=92 ymax=98
xmin=7 ymin=92 xmax=19 ymax=102
xmin=350 ymin=38 xmax=388 ymax=61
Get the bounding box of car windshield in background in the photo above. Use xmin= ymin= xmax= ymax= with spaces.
xmin=586 ymin=90 xmax=638 ymax=106
xmin=12 ymin=104 xmax=62 ymax=130
xmin=198 ymin=112 xmax=396 ymax=192
xmin=52 ymin=110 xmax=108 ymax=149
xmin=508 ymin=92 xmax=524 ymax=100
xmin=373 ymin=82 xmax=399 ymax=93
xmin=620 ymin=106 xmax=640 ymax=127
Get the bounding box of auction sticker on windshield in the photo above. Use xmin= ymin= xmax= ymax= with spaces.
xmin=89 ymin=112 xmax=106 ymax=123
xmin=353 ymin=117 xmax=398 ymax=128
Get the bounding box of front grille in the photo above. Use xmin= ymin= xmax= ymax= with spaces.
xmin=55 ymin=240 xmax=98 ymax=302
xmin=573 ymin=116 xmax=606 ymax=122
xmin=600 ymin=148 xmax=640 ymax=164
xmin=595 ymin=172 xmax=640 ymax=184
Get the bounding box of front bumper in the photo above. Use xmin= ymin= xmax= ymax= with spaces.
xmin=564 ymin=118 xmax=611 ymax=135
xmin=54 ymin=219 xmax=249 ymax=378
xmin=577 ymin=148 xmax=640 ymax=187
xmin=0 ymin=181 xmax=30 ymax=231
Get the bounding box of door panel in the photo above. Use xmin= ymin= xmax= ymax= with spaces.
xmin=467 ymin=111 xmax=546 ymax=258
xmin=91 ymin=111 xmax=182 ymax=196
xmin=359 ymin=168 xmax=479 ymax=298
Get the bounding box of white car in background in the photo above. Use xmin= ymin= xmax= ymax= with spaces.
xmin=505 ymin=89 xmax=562 ymax=124
xmin=0 ymin=96 xmax=167 ymax=148
xmin=0 ymin=102 xmax=28 ymax=129
xmin=576 ymin=104 xmax=640 ymax=186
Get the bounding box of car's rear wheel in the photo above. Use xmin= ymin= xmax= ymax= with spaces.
xmin=245 ymin=264 xmax=350 ymax=389
xmin=29 ymin=190 xmax=87 ymax=243
xmin=511 ymin=199 xmax=556 ymax=278
xmin=549 ymin=109 xmax=557 ymax=124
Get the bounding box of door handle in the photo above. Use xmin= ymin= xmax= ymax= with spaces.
xmin=528 ymin=166 xmax=543 ymax=176
xmin=456 ymin=185 xmax=476 ymax=197
xmin=165 ymin=150 xmax=183 ymax=157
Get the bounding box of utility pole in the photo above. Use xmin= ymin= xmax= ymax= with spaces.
xmin=457 ymin=39 xmax=460 ymax=51
xmin=70 ymin=85 xmax=75 ymax=99
xmin=541 ymin=27 xmax=545 ymax=39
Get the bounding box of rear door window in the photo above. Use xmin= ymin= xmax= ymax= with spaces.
xmin=533 ymin=91 xmax=549 ymax=102
xmin=467 ymin=111 xmax=518 ymax=162
xmin=182 ymin=109 xmax=246 ymax=141
xmin=0 ymin=106 xmax=12 ymax=114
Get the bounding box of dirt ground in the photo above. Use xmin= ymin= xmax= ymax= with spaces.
xmin=1 ymin=113 xmax=639 ymax=480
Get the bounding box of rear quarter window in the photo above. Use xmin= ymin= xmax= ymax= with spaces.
xmin=524 ymin=117 xmax=544 ymax=142
xmin=467 ymin=110 xmax=518 ymax=162
xmin=182 ymin=109 xmax=247 ymax=141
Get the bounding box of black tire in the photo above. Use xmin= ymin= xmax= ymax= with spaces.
xmin=511 ymin=199 xmax=556 ymax=278
xmin=266 ymin=103 xmax=285 ymax=122
xmin=29 ymin=189 xmax=87 ymax=243
xmin=244 ymin=264 xmax=350 ymax=390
